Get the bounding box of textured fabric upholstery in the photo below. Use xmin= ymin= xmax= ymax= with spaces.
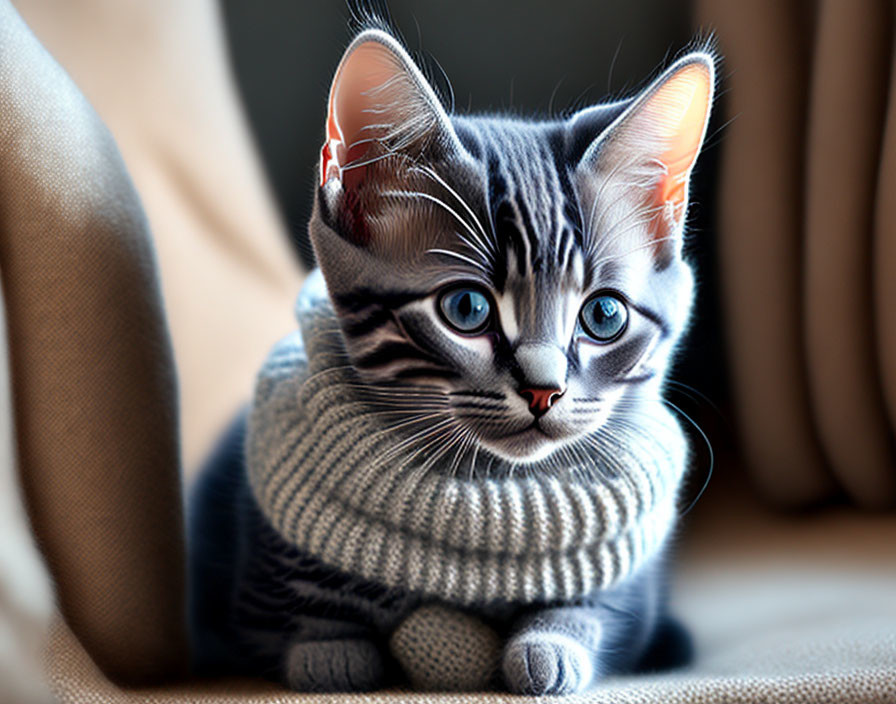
xmin=0 ymin=0 xmax=187 ymax=683
xmin=802 ymin=0 xmax=894 ymax=506
xmin=2 ymin=0 xmax=305 ymax=686
xmin=12 ymin=0 xmax=304 ymax=473
xmin=0 ymin=273 xmax=54 ymax=703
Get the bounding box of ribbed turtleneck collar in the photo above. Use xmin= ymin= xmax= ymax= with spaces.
xmin=246 ymin=272 xmax=687 ymax=605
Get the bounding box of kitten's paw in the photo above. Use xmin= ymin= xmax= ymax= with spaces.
xmin=502 ymin=632 xmax=595 ymax=695
xmin=284 ymin=638 xmax=384 ymax=692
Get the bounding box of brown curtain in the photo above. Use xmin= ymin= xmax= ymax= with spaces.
xmin=697 ymin=0 xmax=896 ymax=509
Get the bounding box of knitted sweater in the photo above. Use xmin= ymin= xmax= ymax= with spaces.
xmin=246 ymin=271 xmax=688 ymax=608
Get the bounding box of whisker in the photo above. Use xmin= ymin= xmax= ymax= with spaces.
xmin=586 ymin=155 xmax=640 ymax=240
xmin=383 ymin=189 xmax=486 ymax=254
xmin=450 ymin=400 xmax=506 ymax=410
xmin=591 ymin=233 xmax=678 ymax=268
xmin=590 ymin=203 xmax=666 ymax=263
xmin=412 ymin=164 xmax=495 ymax=252
xmin=426 ymin=247 xmax=489 ymax=273
xmin=664 ymin=380 xmax=724 ymax=417
xmin=661 ymin=399 xmax=714 ymax=516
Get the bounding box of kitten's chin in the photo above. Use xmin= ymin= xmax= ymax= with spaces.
xmin=480 ymin=426 xmax=560 ymax=464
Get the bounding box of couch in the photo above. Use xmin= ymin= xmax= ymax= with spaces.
xmin=1 ymin=0 xmax=894 ymax=702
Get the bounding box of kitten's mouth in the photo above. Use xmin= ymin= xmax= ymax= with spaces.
xmin=497 ymin=420 xmax=551 ymax=440
xmin=524 ymin=421 xmax=552 ymax=437
xmin=479 ymin=421 xmax=561 ymax=463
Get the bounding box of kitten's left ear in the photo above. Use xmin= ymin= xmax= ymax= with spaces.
xmin=321 ymin=29 xmax=463 ymax=190
xmin=576 ymin=52 xmax=715 ymax=253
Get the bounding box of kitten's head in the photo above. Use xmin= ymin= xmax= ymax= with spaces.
xmin=309 ymin=28 xmax=714 ymax=464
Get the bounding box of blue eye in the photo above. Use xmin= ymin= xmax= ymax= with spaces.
xmin=438 ymin=286 xmax=492 ymax=334
xmin=581 ymin=293 xmax=628 ymax=342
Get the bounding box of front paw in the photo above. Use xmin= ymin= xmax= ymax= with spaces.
xmin=502 ymin=633 xmax=595 ymax=695
xmin=284 ymin=638 xmax=384 ymax=692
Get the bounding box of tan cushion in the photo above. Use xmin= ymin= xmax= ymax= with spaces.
xmin=13 ymin=0 xmax=304 ymax=473
xmin=699 ymin=0 xmax=896 ymax=508
xmin=0 ymin=0 xmax=187 ymax=683
xmin=803 ymin=0 xmax=896 ymax=507
xmin=0 ymin=272 xmax=54 ymax=702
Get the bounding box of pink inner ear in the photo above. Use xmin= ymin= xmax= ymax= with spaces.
xmin=321 ymin=40 xmax=407 ymax=188
xmin=341 ymin=142 xmax=373 ymax=191
xmin=646 ymin=63 xmax=713 ymax=224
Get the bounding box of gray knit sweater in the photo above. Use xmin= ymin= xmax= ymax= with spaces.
xmin=246 ymin=272 xmax=687 ymax=607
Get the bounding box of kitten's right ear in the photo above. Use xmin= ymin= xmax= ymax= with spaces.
xmin=320 ymin=30 xmax=461 ymax=191
xmin=572 ymin=53 xmax=715 ymax=262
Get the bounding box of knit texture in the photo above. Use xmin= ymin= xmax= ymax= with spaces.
xmin=247 ymin=271 xmax=688 ymax=607
xmin=390 ymin=605 xmax=501 ymax=691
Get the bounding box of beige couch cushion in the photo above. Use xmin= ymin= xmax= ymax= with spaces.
xmin=0 ymin=0 xmax=187 ymax=683
xmin=0 ymin=274 xmax=54 ymax=703
xmin=13 ymin=0 xmax=304 ymax=473
xmin=695 ymin=0 xmax=835 ymax=507
xmin=802 ymin=0 xmax=895 ymax=506
xmin=875 ymin=5 xmax=896 ymax=464
xmin=1 ymin=0 xmax=304 ymax=685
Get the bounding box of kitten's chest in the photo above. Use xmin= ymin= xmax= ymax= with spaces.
xmin=242 ymin=515 xmax=419 ymax=632
xmin=234 ymin=506 xmax=524 ymax=644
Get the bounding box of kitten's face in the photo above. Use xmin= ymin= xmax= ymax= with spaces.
xmin=311 ymin=31 xmax=712 ymax=465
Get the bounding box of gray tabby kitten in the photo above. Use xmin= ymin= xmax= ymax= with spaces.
xmin=190 ymin=20 xmax=714 ymax=696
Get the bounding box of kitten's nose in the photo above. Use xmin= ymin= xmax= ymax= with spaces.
xmin=519 ymin=387 xmax=565 ymax=417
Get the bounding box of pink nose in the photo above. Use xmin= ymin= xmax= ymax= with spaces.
xmin=519 ymin=387 xmax=564 ymax=417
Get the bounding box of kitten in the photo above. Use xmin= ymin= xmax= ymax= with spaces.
xmin=190 ymin=19 xmax=714 ymax=695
